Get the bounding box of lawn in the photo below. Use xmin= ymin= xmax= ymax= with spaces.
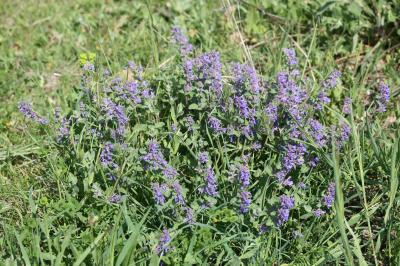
xmin=0 ymin=0 xmax=399 ymax=265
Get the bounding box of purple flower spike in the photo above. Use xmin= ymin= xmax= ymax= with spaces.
xmin=101 ymin=98 xmax=128 ymax=137
xmin=184 ymin=207 xmax=195 ymax=224
xmin=238 ymin=164 xmax=250 ymax=189
xmin=260 ymin=224 xmax=268 ymax=234
xmin=244 ymin=65 xmax=260 ymax=94
xmin=377 ymin=82 xmax=390 ymax=112
xmin=323 ymin=70 xmax=341 ymax=89
xmin=337 ymin=121 xmax=351 ymax=147
xmin=251 ymin=141 xmax=262 ymax=151
xmin=231 ymin=63 xmax=260 ymax=94
xmin=208 ymin=116 xmax=226 ymax=134
xmin=234 ymin=95 xmax=251 ymax=119
xmin=199 ymin=152 xmax=209 ymax=164
xmin=171 ymin=26 xmax=193 ymax=57
xmin=141 ymin=140 xmax=168 ymax=172
xmin=156 ymin=229 xmax=171 ymax=255
xmin=193 ymin=51 xmax=223 ymax=96
xmin=280 ymin=143 xmax=307 ymax=175
xmin=323 ymin=182 xmax=335 ymax=208
xmin=276 ymin=195 xmax=295 ymax=227
xmin=18 ymin=102 xmax=48 ymax=125
xmin=203 ymin=167 xmax=218 ymax=196
xmin=172 ymin=180 xmax=185 ymax=205
xmin=82 ymin=63 xmax=95 ymax=72
xmin=109 ymin=193 xmax=122 ymax=203
xmin=239 ymin=190 xmax=252 ymax=213
xmin=152 ymin=183 xmax=167 ymax=205
xmin=309 ymin=119 xmax=327 ymax=147
xmin=100 ymin=142 xmax=117 ymax=169
xmin=313 ymin=208 xmax=326 ymax=217
xmin=162 ymin=165 xmax=178 ymax=179
xmin=283 ymin=48 xmax=298 ymax=66
xmin=57 ymin=118 xmax=70 ymax=142
xmin=342 ymin=97 xmax=352 ymax=114
xmin=186 ymin=116 xmax=195 ymax=130
xmin=141 ymin=141 xmax=178 ymax=179
xmin=265 ymin=103 xmax=278 ymax=123
xmin=280 ymin=195 xmax=295 ymax=209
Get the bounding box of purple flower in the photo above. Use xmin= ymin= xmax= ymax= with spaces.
xmin=186 ymin=116 xmax=195 ymax=130
xmin=322 ymin=70 xmax=341 ymax=89
xmin=171 ymin=123 xmax=178 ymax=133
xmin=109 ymin=193 xmax=122 ymax=203
xmin=276 ymin=71 xmax=307 ymax=121
xmin=281 ymin=143 xmax=307 ymax=173
xmin=323 ymin=182 xmax=335 ymax=208
xmin=234 ymin=95 xmax=251 ymax=119
xmin=231 ymin=63 xmax=245 ymax=87
xmin=283 ymin=48 xmax=297 ymax=66
xmin=141 ymin=88 xmax=152 ymax=99
xmin=239 ymin=190 xmax=251 ymax=213
xmin=277 ymin=208 xmax=290 ymax=227
xmin=199 ymin=152 xmax=209 ymax=164
xmin=316 ymin=91 xmax=330 ymax=110
xmin=162 ymin=165 xmax=178 ymax=179
xmin=54 ymin=107 xmax=61 ymax=121
xmin=309 ymin=119 xmax=327 ymax=147
xmin=260 ymin=224 xmax=268 ymax=234
xmin=337 ymin=121 xmax=350 ymax=147
xmin=276 ymin=195 xmax=295 ymax=227
xmin=276 ymin=170 xmax=289 ymax=185
xmin=82 ymin=63 xmax=95 ymax=71
xmin=172 ymin=181 xmax=185 ymax=205
xmin=102 ymin=98 xmax=128 ymax=137
xmin=184 ymin=207 xmax=195 ymax=224
xmin=152 ymin=183 xmax=167 ymax=205
xmin=125 ymin=81 xmax=142 ymax=105
xmin=203 ymin=167 xmax=218 ymax=196
xmin=280 ymin=195 xmax=295 ymax=209
xmin=313 ymin=208 xmax=326 ymax=217
xmin=309 ymin=156 xmax=319 ymax=167
xmin=103 ymin=69 xmax=110 ymax=77
xmin=100 ymin=142 xmax=117 ymax=169
xmin=126 ymin=61 xmax=144 ymax=76
xmin=141 ymin=140 xmax=168 ymax=171
xmin=208 ymin=116 xmax=226 ymax=133
xmin=57 ymin=118 xmax=70 ymax=142
xmin=231 ymin=63 xmax=260 ymax=94
xmin=298 ymin=182 xmax=307 ymax=189
xmin=342 ymin=97 xmax=352 ymax=114
xmin=18 ymin=102 xmax=48 ymax=125
xmin=242 ymin=125 xmax=253 ymax=139
xmin=377 ymin=82 xmax=390 ymax=112
xmin=171 ymin=26 xmax=193 ymax=57
xmin=193 ymin=52 xmax=223 ymax=96
xmin=315 ymin=70 xmax=341 ymax=110
xmin=251 ymin=141 xmax=262 ymax=151
xmin=107 ymin=174 xmax=116 ymax=181
xmin=183 ymin=59 xmax=195 ymax=92
xmin=244 ymin=65 xmax=260 ymax=94
xmin=265 ymin=103 xmax=278 ymax=124
xmin=156 ymin=229 xmax=171 ymax=255
xmin=238 ymin=164 xmax=250 ymax=189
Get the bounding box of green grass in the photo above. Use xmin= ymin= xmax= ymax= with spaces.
xmin=1 ymin=0 xmax=400 ymax=265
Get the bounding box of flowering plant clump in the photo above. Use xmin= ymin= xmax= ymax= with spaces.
xmin=17 ymin=27 xmax=391 ymax=264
